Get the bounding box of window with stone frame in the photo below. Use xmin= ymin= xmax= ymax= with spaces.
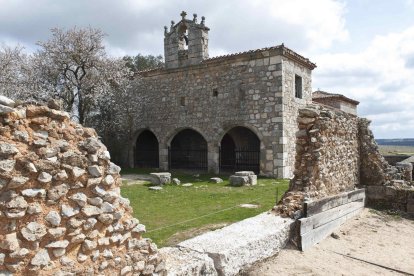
xmin=295 ymin=75 xmax=303 ymax=98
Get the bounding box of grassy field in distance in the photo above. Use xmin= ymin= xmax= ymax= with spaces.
xmin=378 ymin=145 xmax=414 ymax=156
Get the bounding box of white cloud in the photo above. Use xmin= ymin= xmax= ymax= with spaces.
xmin=266 ymin=0 xmax=349 ymax=49
xmin=202 ymin=0 xmax=349 ymax=55
xmin=313 ymin=26 xmax=414 ymax=138
xmin=0 ymin=0 xmax=348 ymax=57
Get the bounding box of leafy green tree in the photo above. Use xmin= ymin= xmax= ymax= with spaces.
xmin=123 ymin=54 xmax=164 ymax=72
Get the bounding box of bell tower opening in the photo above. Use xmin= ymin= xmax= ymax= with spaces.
xmin=178 ymin=25 xmax=189 ymax=50
xmin=164 ymin=11 xmax=210 ymax=69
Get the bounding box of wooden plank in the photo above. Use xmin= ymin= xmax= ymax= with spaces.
xmin=347 ymin=189 xmax=366 ymax=202
xmin=299 ymin=200 xmax=364 ymax=235
xmin=300 ymin=207 xmax=364 ymax=251
xmin=305 ymin=189 xmax=365 ymax=217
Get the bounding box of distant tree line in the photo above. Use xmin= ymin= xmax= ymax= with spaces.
xmin=0 ymin=26 xmax=163 ymax=166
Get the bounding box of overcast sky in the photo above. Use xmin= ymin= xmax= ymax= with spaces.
xmin=1 ymin=0 xmax=413 ymax=138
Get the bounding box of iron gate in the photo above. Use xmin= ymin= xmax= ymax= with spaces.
xmin=219 ymin=146 xmax=260 ymax=173
xmin=135 ymin=149 xmax=159 ymax=168
xmin=169 ymin=147 xmax=208 ymax=170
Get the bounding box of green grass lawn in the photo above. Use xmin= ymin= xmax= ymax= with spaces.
xmin=120 ymin=169 xmax=289 ymax=247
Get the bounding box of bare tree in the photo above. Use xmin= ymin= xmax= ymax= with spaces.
xmin=91 ymin=73 xmax=149 ymax=165
xmin=0 ymin=45 xmax=33 ymax=100
xmin=1 ymin=28 xmax=150 ymax=165
xmin=34 ymin=27 xmax=129 ymax=124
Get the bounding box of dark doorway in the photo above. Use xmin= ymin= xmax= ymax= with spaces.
xmin=220 ymin=134 xmax=236 ymax=171
xmin=135 ymin=130 xmax=159 ymax=168
xmin=169 ymin=129 xmax=207 ymax=170
xmin=220 ymin=127 xmax=260 ymax=173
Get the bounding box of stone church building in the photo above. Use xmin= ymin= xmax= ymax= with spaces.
xmin=131 ymin=11 xmax=316 ymax=178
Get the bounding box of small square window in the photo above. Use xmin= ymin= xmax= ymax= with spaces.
xmin=295 ymin=75 xmax=302 ymax=98
xmin=213 ymin=89 xmax=218 ymax=97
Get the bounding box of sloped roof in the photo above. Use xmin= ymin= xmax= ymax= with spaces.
xmin=313 ymin=90 xmax=360 ymax=105
xmin=137 ymin=44 xmax=316 ymax=75
xmin=203 ymin=44 xmax=316 ymax=69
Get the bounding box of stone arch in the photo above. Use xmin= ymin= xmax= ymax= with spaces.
xmin=216 ymin=123 xmax=264 ymax=148
xmin=219 ymin=126 xmax=261 ymax=174
xmin=131 ymin=129 xmax=160 ymax=168
xmin=165 ymin=127 xmax=209 ymax=146
xmin=169 ymin=128 xmax=208 ymax=171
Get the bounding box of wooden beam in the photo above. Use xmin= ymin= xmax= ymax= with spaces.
xmin=300 ymin=200 xmax=364 ymax=235
xmin=304 ymin=189 xmax=365 ymax=217
xmin=300 ymin=206 xmax=363 ymax=251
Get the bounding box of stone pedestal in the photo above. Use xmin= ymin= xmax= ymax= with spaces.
xmin=234 ymin=171 xmax=255 ymax=176
xmin=229 ymin=175 xmax=249 ymax=186
xmin=149 ymin=172 xmax=171 ymax=185
xmin=229 ymin=171 xmax=257 ymax=186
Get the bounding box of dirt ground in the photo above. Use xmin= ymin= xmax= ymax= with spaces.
xmin=246 ymin=208 xmax=414 ymax=276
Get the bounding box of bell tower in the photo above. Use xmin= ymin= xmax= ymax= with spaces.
xmin=164 ymin=11 xmax=210 ymax=69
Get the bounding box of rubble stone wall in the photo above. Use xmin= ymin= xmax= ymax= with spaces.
xmin=359 ymin=119 xmax=414 ymax=212
xmin=275 ymin=104 xmax=414 ymax=217
xmin=0 ymin=97 xmax=164 ymax=275
xmin=290 ymin=104 xmax=360 ymax=197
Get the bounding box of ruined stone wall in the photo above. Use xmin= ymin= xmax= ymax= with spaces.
xmin=133 ymin=50 xmax=313 ymax=177
xmin=275 ymin=104 xmax=413 ymax=217
xmin=358 ymin=118 xmax=400 ymax=187
xmin=0 ymin=97 xmax=164 ymax=275
xmin=359 ymin=119 xmax=414 ymax=212
xmin=290 ymin=104 xmax=360 ymax=197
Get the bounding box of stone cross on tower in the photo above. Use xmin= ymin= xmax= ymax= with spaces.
xmin=180 ymin=11 xmax=187 ymax=20
xmin=164 ymin=11 xmax=210 ymax=69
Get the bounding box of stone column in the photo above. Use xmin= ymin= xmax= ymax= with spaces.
xmin=208 ymin=142 xmax=219 ymax=174
xmin=127 ymin=141 xmax=135 ymax=168
xmin=159 ymin=144 xmax=169 ymax=171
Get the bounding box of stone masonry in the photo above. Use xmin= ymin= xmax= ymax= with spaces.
xmin=312 ymin=90 xmax=359 ymax=115
xmin=274 ymin=103 xmax=414 ymax=218
xmin=0 ymin=96 xmax=164 ymax=275
xmin=128 ymin=11 xmax=316 ymax=178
